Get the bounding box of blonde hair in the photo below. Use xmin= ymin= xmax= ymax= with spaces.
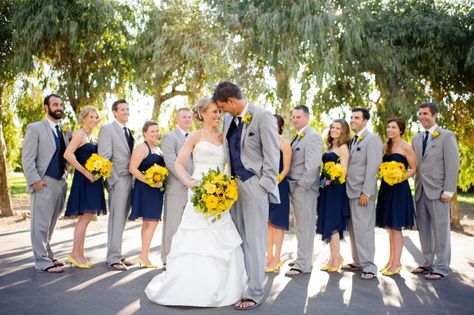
xmin=192 ymin=98 xmax=214 ymax=122
xmin=79 ymin=105 xmax=100 ymax=125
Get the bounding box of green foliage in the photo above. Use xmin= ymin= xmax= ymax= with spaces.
xmin=132 ymin=0 xmax=231 ymax=120
xmin=13 ymin=0 xmax=135 ymax=113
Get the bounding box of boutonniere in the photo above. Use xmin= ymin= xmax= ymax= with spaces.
xmin=358 ymin=135 xmax=365 ymax=142
xmin=432 ymin=131 xmax=440 ymax=139
xmin=298 ymin=132 xmax=305 ymax=140
xmin=242 ymin=113 xmax=252 ymax=125
xmin=61 ymin=124 xmax=71 ymax=133
xmin=277 ymin=174 xmax=283 ymax=184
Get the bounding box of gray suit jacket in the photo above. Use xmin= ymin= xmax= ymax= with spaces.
xmin=223 ymin=103 xmax=280 ymax=203
xmin=287 ymin=127 xmax=323 ymax=194
xmin=161 ymin=128 xmax=193 ymax=195
xmin=22 ymin=119 xmax=71 ymax=193
xmin=97 ymin=121 xmax=133 ymax=190
xmin=412 ymin=127 xmax=459 ymax=201
xmin=346 ymin=129 xmax=383 ymax=199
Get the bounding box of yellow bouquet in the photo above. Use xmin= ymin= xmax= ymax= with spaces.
xmin=378 ymin=161 xmax=406 ymax=186
xmin=143 ymin=164 xmax=169 ymax=190
xmin=321 ymin=161 xmax=346 ymax=187
xmin=192 ymin=168 xmax=238 ymax=222
xmin=85 ymin=153 xmax=112 ymax=179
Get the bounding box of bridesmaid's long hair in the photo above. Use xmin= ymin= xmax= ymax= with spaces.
xmin=273 ymin=114 xmax=284 ymax=135
xmin=386 ymin=117 xmax=406 ymax=154
xmin=326 ymin=119 xmax=350 ymax=149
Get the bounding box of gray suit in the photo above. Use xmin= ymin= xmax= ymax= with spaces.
xmin=160 ymin=128 xmax=193 ymax=264
xmin=98 ymin=121 xmax=133 ymax=265
xmin=346 ymin=129 xmax=383 ymax=274
xmin=21 ymin=119 xmax=69 ymax=270
xmin=223 ymin=103 xmax=279 ymax=304
xmin=287 ymin=127 xmax=323 ymax=273
xmin=413 ymin=127 xmax=459 ymax=276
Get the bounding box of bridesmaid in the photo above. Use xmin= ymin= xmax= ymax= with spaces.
xmin=64 ymin=105 xmax=106 ymax=269
xmin=376 ymin=117 xmax=416 ymax=276
xmin=265 ymin=114 xmax=292 ymax=273
xmin=316 ymin=119 xmax=350 ymax=272
xmin=128 ymin=121 xmax=165 ymax=268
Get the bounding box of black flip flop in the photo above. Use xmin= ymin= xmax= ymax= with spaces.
xmin=37 ymin=265 xmax=64 ymax=273
xmin=410 ymin=266 xmax=430 ymax=274
xmin=285 ymin=268 xmax=303 ymax=277
xmin=361 ymin=271 xmax=376 ymax=280
xmin=233 ymin=298 xmax=259 ymax=311
xmin=425 ymin=272 xmax=447 ymax=280
xmin=108 ymin=262 xmax=127 ymax=271
xmin=341 ymin=263 xmax=359 ymax=271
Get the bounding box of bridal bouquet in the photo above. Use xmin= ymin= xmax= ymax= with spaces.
xmin=143 ymin=164 xmax=168 ymax=190
xmin=85 ymin=153 xmax=112 ymax=179
xmin=320 ymin=161 xmax=346 ymax=187
xmin=192 ymin=168 xmax=238 ymax=222
xmin=378 ymin=161 xmax=406 ymax=186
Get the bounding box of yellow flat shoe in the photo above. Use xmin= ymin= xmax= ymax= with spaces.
xmin=136 ymin=257 xmax=157 ymax=269
xmin=382 ymin=265 xmax=402 ymax=276
xmin=67 ymin=256 xmax=91 ymax=269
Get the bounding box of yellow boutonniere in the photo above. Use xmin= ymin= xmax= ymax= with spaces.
xmin=432 ymin=131 xmax=440 ymax=139
xmin=61 ymin=124 xmax=71 ymax=133
xmin=242 ymin=113 xmax=252 ymax=125
xmin=358 ymin=135 xmax=365 ymax=142
xmin=298 ymin=132 xmax=305 ymax=139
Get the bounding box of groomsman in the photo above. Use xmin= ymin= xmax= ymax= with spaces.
xmin=160 ymin=108 xmax=193 ymax=268
xmin=411 ymin=102 xmax=459 ymax=280
xmin=286 ymin=105 xmax=323 ymax=276
xmin=22 ymin=94 xmax=70 ymax=273
xmin=98 ymin=99 xmax=134 ymax=270
xmin=343 ymin=107 xmax=383 ymax=280
xmin=214 ymin=82 xmax=279 ymax=310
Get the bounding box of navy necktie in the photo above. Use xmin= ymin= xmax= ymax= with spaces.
xmin=291 ymin=135 xmax=298 ymax=146
xmin=124 ymin=127 xmax=133 ymax=151
xmin=422 ymin=131 xmax=430 ymax=156
xmin=350 ymin=135 xmax=358 ymax=149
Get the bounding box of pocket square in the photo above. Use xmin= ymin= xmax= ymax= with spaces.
xmin=356 ymin=147 xmax=361 ymax=151
xmin=295 ymin=148 xmax=300 ymax=151
xmin=249 ymin=132 xmax=255 ymax=137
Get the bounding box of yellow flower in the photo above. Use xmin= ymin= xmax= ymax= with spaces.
xmin=321 ymin=160 xmax=346 ymax=185
xmin=242 ymin=112 xmax=252 ymax=124
xmin=432 ymin=131 xmax=440 ymax=139
xmin=298 ymin=132 xmax=305 ymax=139
xmin=143 ymin=164 xmax=168 ymax=190
xmin=61 ymin=124 xmax=71 ymax=133
xmin=204 ymin=183 xmax=217 ymax=194
xmin=85 ymin=153 xmax=113 ymax=179
xmin=378 ymin=161 xmax=406 ymax=186
xmin=358 ymin=135 xmax=365 ymax=142
xmin=277 ymin=174 xmax=283 ymax=184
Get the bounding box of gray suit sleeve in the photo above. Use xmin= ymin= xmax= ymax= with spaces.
xmin=299 ymin=133 xmax=323 ymax=189
xmin=21 ymin=124 xmax=41 ymax=187
xmin=258 ymin=110 xmax=280 ymax=193
xmin=161 ymin=133 xmax=180 ymax=179
xmin=443 ymin=131 xmax=460 ymax=193
xmin=361 ymin=134 xmax=383 ymax=195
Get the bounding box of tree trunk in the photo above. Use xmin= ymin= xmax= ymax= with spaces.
xmin=0 ymin=120 xmax=14 ymax=217
xmin=152 ymin=93 xmax=163 ymax=122
xmin=275 ymin=64 xmax=291 ymax=120
xmin=450 ymin=193 xmax=461 ymax=229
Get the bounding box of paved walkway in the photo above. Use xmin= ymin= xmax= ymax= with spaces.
xmin=0 ymin=217 xmax=473 ymax=315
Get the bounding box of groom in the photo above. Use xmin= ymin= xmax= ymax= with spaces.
xmin=213 ymin=82 xmax=279 ymax=310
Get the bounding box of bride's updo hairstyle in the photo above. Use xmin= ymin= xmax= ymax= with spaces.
xmin=192 ymin=98 xmax=214 ymax=122
xmin=79 ymin=105 xmax=100 ymax=125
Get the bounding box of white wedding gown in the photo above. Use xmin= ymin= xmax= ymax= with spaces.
xmin=145 ymin=141 xmax=247 ymax=307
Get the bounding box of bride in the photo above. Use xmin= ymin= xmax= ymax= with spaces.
xmin=145 ymin=98 xmax=247 ymax=307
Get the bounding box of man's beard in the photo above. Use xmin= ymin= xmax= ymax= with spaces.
xmin=47 ymin=107 xmax=63 ymax=120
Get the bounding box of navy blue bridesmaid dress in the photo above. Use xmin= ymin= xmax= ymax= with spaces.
xmin=376 ymin=153 xmax=415 ymax=230
xmin=65 ymin=143 xmax=106 ymax=216
xmin=316 ymin=152 xmax=350 ymax=242
xmin=269 ymin=151 xmax=290 ymax=230
xmin=129 ymin=143 xmax=165 ymax=221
